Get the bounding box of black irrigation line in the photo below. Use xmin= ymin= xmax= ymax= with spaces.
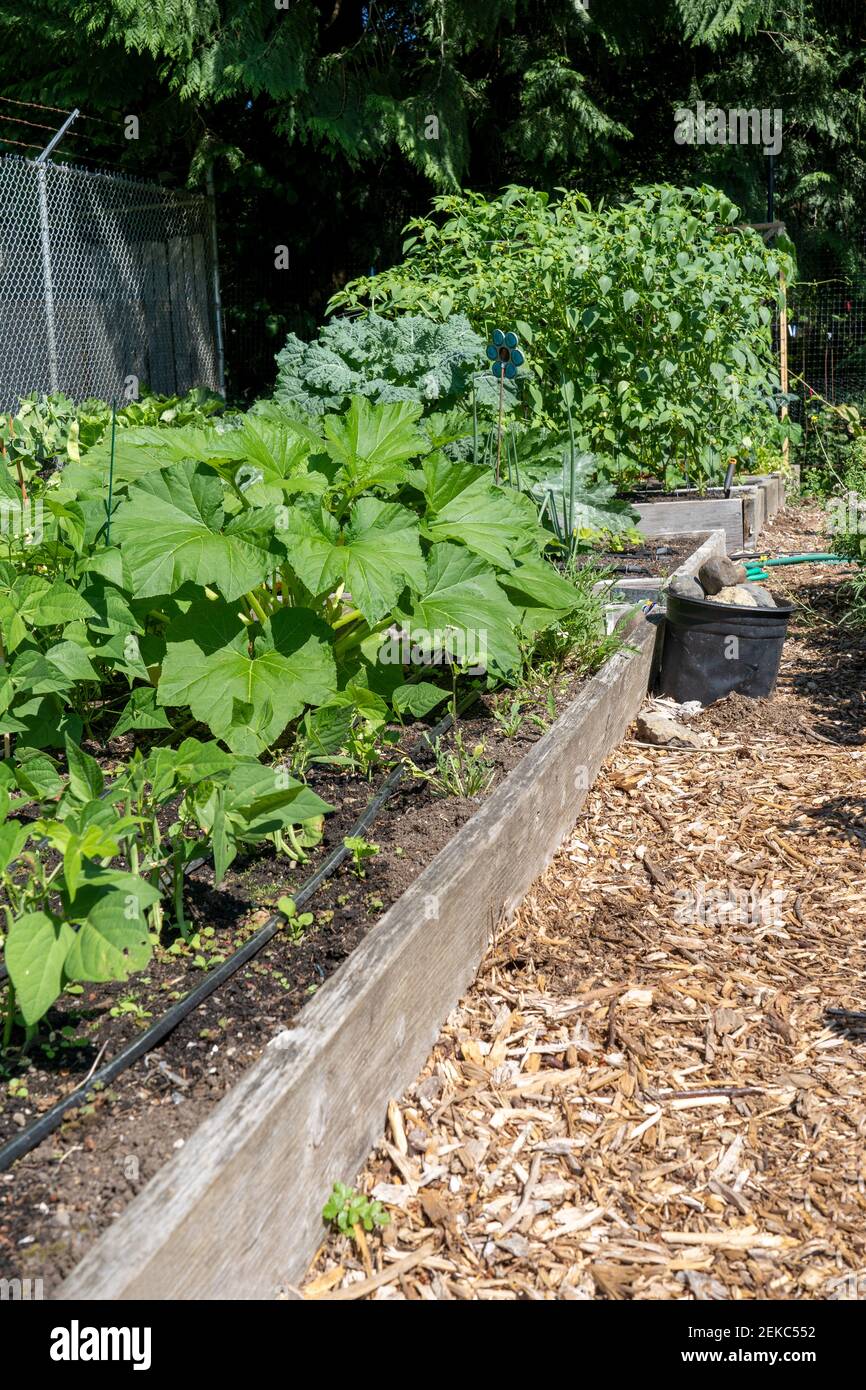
xmin=0 ymin=702 xmax=469 ymax=1173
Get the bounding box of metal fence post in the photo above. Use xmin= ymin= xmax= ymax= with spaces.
xmin=35 ymin=165 xmax=59 ymax=393
xmin=34 ymin=108 xmax=80 ymax=396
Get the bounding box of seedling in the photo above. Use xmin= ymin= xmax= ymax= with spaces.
xmin=343 ymin=836 xmax=380 ymax=879
xmin=493 ymin=697 xmax=524 ymax=737
xmin=109 ymin=998 xmax=152 ymax=1022
xmin=322 ymin=1181 xmax=390 ymax=1240
xmin=277 ymin=896 xmax=315 ymax=943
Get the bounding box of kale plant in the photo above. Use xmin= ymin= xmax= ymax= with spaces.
xmin=273 ymin=312 xmax=486 ymax=415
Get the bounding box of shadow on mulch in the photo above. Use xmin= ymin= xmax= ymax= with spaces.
xmin=761 ymin=573 xmax=866 ymax=746
xmin=799 ymin=794 xmax=866 ymax=849
xmin=825 ymin=1007 xmax=866 ymax=1041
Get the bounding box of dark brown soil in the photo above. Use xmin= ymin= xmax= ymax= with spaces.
xmin=0 ymin=641 xmax=612 ymax=1292
xmin=578 ymin=533 xmax=705 ymax=580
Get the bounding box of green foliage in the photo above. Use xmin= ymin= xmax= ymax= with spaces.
xmin=838 ymin=567 xmax=866 ymax=630
xmin=527 ymin=556 xmax=623 ymax=680
xmin=276 ymin=896 xmax=315 ymax=943
xmin=674 ymin=0 xmax=772 ymax=46
xmin=331 ymin=183 xmax=796 ymax=488
xmin=0 ymin=388 xmax=224 ymax=491
xmin=0 ymin=393 xmax=592 ymax=760
xmin=0 ymin=382 xmax=616 ymax=1049
xmin=407 ymin=731 xmax=495 ymax=799
xmin=804 ymin=398 xmax=866 ymax=558
xmin=0 ymin=745 xmax=155 ymax=1030
xmin=343 ymin=836 xmax=379 ymax=879
xmin=273 ymin=313 xmax=486 ymax=416
xmin=2 ymin=1 xmax=863 ymax=410
xmin=322 ymin=1181 xmax=390 ymax=1240
xmin=801 ymin=398 xmax=866 ymax=500
xmin=0 ymin=734 xmax=333 ymax=1039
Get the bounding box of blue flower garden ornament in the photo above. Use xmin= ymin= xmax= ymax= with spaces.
xmin=486 ymin=328 xmax=525 ymax=379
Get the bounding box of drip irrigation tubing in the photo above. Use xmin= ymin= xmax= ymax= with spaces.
xmin=0 ymin=702 xmax=469 ymax=1172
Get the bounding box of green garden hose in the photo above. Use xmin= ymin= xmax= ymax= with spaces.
xmin=753 ymin=553 xmax=847 ymax=566
xmin=743 ymin=552 xmax=848 ymax=581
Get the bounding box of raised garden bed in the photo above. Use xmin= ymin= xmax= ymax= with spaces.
xmin=631 ymin=483 xmax=769 ymax=550
xmin=599 ymin=528 xmax=726 ymax=629
xmin=578 ymin=533 xmax=701 ymax=580
xmin=733 ymin=470 xmax=792 ymax=522
xmin=0 ymin=668 xmax=589 ymax=1277
xmin=52 ymin=602 xmax=671 ymax=1301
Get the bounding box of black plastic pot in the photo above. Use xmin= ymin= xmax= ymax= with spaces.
xmin=658 ymin=590 xmax=795 ymax=704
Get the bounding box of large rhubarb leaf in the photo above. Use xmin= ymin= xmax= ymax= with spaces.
xmin=159 ymin=600 xmax=336 ymax=753
xmin=395 ymin=542 xmax=522 ymax=677
xmin=422 ymin=457 xmax=546 ymax=568
xmin=217 ymin=418 xmax=327 ymax=508
xmin=322 ymin=397 xmax=426 ymax=494
xmin=65 ymin=425 xmax=245 ymax=493
xmin=285 ymin=497 xmax=425 ymax=624
xmin=112 ymin=461 xmax=280 ymax=601
xmin=499 ymin=556 xmax=586 ymax=635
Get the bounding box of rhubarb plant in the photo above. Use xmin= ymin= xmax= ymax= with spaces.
xmin=0 ymin=395 xmax=586 ymax=755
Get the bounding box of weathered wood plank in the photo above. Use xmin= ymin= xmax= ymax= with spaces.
xmin=753 ymin=475 xmax=783 ymax=518
xmin=58 ymin=620 xmax=659 ymax=1301
xmin=742 ymin=487 xmax=763 ymax=547
xmin=634 ymin=498 xmax=745 ymax=550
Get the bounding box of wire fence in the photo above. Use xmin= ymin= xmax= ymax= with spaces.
xmin=787 ymin=237 xmax=866 ymax=407
xmin=0 ymin=155 xmax=222 ymax=410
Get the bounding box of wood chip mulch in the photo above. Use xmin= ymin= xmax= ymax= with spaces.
xmin=297 ymin=500 xmax=866 ymax=1301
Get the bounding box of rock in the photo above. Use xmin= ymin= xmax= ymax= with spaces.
xmin=668 ymin=573 xmax=705 ymax=602
xmin=635 ymin=712 xmax=705 ymax=749
xmin=698 ymin=555 xmax=748 ymax=594
xmin=742 ymin=581 xmax=776 ymax=608
xmin=705 ymin=584 xmax=758 ymax=608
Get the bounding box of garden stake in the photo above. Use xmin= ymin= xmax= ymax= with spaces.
xmin=496 ymin=368 xmax=504 ymax=485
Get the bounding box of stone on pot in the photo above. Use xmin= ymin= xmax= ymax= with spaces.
xmin=705 ymin=584 xmax=759 ymax=608
xmin=668 ymin=573 xmax=705 ymax=602
xmin=698 ymin=555 xmax=749 ymax=595
xmin=742 ymin=582 xmax=776 ymax=609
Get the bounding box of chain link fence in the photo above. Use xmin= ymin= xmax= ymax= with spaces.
xmin=0 ymin=155 xmax=222 ymax=409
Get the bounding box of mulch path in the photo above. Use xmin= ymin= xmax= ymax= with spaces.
xmin=298 ymin=499 xmax=866 ymax=1301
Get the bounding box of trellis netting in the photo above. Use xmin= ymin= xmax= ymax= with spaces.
xmin=0 ymin=155 xmax=221 ymax=409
